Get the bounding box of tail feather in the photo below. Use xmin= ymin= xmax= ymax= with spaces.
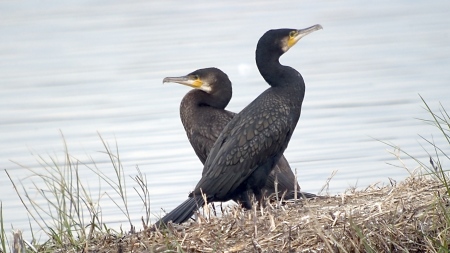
xmin=265 ymin=157 xmax=300 ymax=196
xmin=283 ymin=190 xmax=317 ymax=199
xmin=154 ymin=196 xmax=205 ymax=228
xmin=266 ymin=156 xmax=318 ymax=200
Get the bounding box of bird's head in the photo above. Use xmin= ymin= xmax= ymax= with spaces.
xmin=257 ymin=24 xmax=323 ymax=56
xmin=163 ymin=67 xmax=231 ymax=95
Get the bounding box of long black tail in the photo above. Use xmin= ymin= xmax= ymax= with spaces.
xmin=153 ymin=196 xmax=205 ymax=228
xmin=284 ymin=190 xmax=317 ymax=199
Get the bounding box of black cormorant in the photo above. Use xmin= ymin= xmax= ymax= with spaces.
xmin=163 ymin=67 xmax=314 ymax=205
xmin=155 ymin=24 xmax=322 ymax=226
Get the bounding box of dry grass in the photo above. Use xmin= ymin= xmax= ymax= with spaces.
xmin=64 ymin=174 xmax=448 ymax=253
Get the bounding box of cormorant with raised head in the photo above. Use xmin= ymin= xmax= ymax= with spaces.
xmin=155 ymin=24 xmax=322 ymax=227
xmin=163 ymin=67 xmax=314 ymax=206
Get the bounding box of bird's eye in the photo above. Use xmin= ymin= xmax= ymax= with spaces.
xmin=289 ymin=31 xmax=297 ymax=38
xmin=195 ymin=75 xmax=200 ymax=80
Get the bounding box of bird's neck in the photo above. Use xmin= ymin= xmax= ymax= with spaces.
xmin=182 ymin=90 xmax=230 ymax=110
xmin=256 ymin=50 xmax=305 ymax=92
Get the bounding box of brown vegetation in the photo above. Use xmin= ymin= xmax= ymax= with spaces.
xmin=76 ymin=175 xmax=448 ymax=253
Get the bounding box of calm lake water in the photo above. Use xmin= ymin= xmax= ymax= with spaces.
xmin=1 ymin=0 xmax=450 ymax=241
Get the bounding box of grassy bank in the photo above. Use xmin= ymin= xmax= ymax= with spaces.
xmin=4 ymin=174 xmax=448 ymax=252
xmin=1 ymin=97 xmax=448 ymax=252
xmin=95 ymin=175 xmax=448 ymax=252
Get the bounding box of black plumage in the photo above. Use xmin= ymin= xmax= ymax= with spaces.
xmin=163 ymin=67 xmax=314 ymax=203
xmin=155 ymin=24 xmax=322 ymax=227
